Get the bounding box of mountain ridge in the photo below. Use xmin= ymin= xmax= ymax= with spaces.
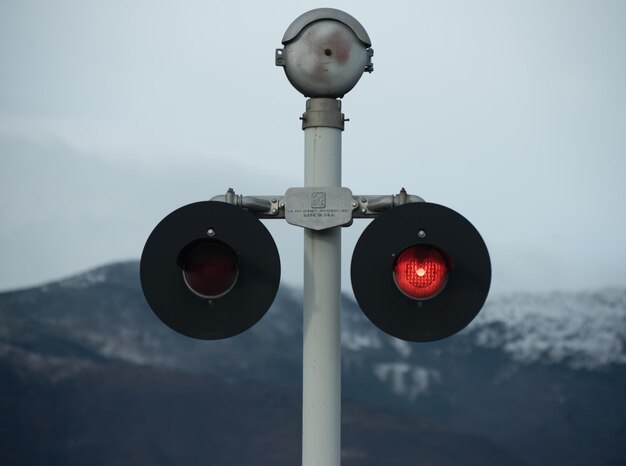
xmin=3 ymin=260 xmax=625 ymax=373
xmin=1 ymin=260 xmax=625 ymax=466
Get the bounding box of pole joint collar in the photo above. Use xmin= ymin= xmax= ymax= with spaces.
xmin=301 ymin=98 xmax=346 ymax=130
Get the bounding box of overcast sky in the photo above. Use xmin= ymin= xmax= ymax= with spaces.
xmin=1 ymin=0 xmax=625 ymax=296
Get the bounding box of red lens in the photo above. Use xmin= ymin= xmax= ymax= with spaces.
xmin=393 ymin=245 xmax=448 ymax=300
xmin=182 ymin=242 xmax=238 ymax=298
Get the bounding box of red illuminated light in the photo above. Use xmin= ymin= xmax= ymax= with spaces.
xmin=182 ymin=242 xmax=239 ymax=298
xmin=393 ymin=245 xmax=448 ymax=300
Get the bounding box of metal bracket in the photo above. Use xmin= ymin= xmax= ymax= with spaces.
xmin=275 ymin=48 xmax=285 ymax=67
xmin=351 ymin=188 xmax=424 ymax=218
xmin=284 ymin=187 xmax=354 ymax=230
xmin=210 ymin=188 xmax=283 ymax=219
xmin=210 ymin=187 xmax=424 ymax=229
xmin=365 ymin=48 xmax=374 ymax=73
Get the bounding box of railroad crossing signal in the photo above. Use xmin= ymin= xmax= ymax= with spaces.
xmin=140 ymin=190 xmax=491 ymax=342
xmin=139 ymin=8 xmax=492 ymax=466
xmin=351 ymin=202 xmax=491 ymax=342
xmin=140 ymin=8 xmax=491 ymax=342
xmin=140 ymin=201 xmax=280 ymax=340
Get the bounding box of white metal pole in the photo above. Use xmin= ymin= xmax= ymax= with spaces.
xmin=302 ymin=98 xmax=343 ymax=466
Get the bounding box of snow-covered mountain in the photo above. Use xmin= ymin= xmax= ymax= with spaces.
xmin=474 ymin=290 xmax=626 ymax=369
xmin=1 ymin=261 xmax=625 ymax=466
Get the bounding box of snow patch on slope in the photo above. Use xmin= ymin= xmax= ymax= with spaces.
xmin=373 ymin=363 xmax=441 ymax=401
xmin=57 ymin=269 xmax=109 ymax=289
xmin=342 ymin=330 xmax=382 ymax=351
xmin=471 ymin=289 xmax=626 ymax=369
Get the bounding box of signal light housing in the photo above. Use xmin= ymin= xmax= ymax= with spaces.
xmin=180 ymin=241 xmax=239 ymax=299
xmin=351 ymin=202 xmax=491 ymax=342
xmin=140 ymin=201 xmax=281 ymax=340
xmin=393 ymin=244 xmax=449 ymax=300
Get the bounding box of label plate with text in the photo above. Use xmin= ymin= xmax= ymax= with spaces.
xmin=284 ymin=187 xmax=354 ymax=230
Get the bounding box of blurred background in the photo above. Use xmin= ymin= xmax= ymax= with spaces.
xmin=1 ymin=0 xmax=625 ymax=295
xmin=1 ymin=2 xmax=625 ymax=465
